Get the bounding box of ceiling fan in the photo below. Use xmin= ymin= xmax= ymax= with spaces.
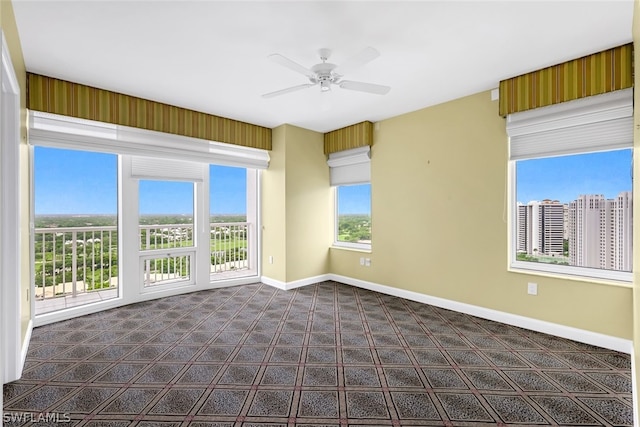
xmin=262 ymin=47 xmax=391 ymax=98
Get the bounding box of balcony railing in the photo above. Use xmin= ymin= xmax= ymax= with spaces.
xmin=210 ymin=222 xmax=250 ymax=274
xmin=34 ymin=222 xmax=252 ymax=308
xmin=139 ymin=223 xmax=195 ymax=287
xmin=34 ymin=225 xmax=118 ymax=301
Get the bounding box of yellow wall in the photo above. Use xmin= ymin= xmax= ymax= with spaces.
xmin=262 ymin=124 xmax=332 ymax=283
xmin=0 ymin=0 xmax=29 ymax=345
xmin=283 ymin=125 xmax=332 ymax=281
xmin=329 ymin=91 xmax=633 ymax=339
xmin=261 ymin=125 xmax=287 ymax=282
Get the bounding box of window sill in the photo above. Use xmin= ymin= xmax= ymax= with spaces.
xmin=331 ymin=244 xmax=372 ymax=254
xmin=508 ymin=263 xmax=633 ymax=289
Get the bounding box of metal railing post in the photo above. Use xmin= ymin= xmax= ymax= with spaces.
xmin=71 ymin=230 xmax=77 ymax=297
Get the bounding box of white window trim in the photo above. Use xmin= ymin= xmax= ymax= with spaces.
xmin=507 ymin=89 xmax=633 ymax=283
xmin=333 ymin=184 xmax=372 ymax=251
xmin=332 ymin=240 xmax=372 ymax=251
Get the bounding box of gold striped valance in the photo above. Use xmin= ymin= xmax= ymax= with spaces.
xmin=27 ymin=73 xmax=272 ymax=150
xmin=324 ymin=121 xmax=373 ymax=155
xmin=499 ymin=43 xmax=633 ymax=117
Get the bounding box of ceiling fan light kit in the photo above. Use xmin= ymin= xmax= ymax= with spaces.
xmin=262 ymin=47 xmax=391 ymax=98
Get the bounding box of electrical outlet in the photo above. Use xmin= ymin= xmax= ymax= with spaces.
xmin=360 ymin=257 xmax=365 ymax=266
xmin=527 ymin=282 xmax=538 ymax=295
xmin=365 ymin=258 xmax=371 ymax=267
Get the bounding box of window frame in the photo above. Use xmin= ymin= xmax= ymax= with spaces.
xmin=509 ymin=156 xmax=633 ymax=283
xmin=333 ymin=183 xmax=372 ymax=251
xmin=137 ymin=178 xmax=198 ymax=293
xmin=208 ymin=165 xmax=259 ymax=281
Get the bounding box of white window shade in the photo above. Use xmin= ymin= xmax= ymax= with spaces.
xmin=508 ymin=88 xmax=633 ymax=160
xmin=28 ymin=111 xmax=270 ymax=169
xmin=130 ymin=156 xmax=205 ymax=182
xmin=327 ymin=146 xmax=371 ymax=186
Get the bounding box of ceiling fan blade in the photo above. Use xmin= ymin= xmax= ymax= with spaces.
xmin=333 ymin=47 xmax=380 ymax=75
xmin=267 ymin=53 xmax=315 ymax=79
xmin=339 ymin=80 xmax=391 ymax=95
xmin=262 ymin=83 xmax=316 ymax=98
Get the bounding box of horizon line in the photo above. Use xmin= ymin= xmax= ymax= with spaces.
xmin=35 ymin=213 xmax=248 ymax=217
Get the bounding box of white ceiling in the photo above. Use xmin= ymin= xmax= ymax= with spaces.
xmin=12 ymin=0 xmax=633 ymax=133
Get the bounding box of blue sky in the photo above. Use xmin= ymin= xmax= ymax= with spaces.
xmin=516 ymin=149 xmax=633 ymax=204
xmin=35 ymin=147 xmax=247 ymax=215
xmin=35 ymin=147 xmax=118 ymax=215
xmin=338 ymin=184 xmax=371 ymax=215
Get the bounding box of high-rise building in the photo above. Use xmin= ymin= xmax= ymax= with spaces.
xmin=569 ymin=195 xmax=605 ymax=268
xmin=612 ymin=191 xmax=632 ymax=271
xmin=516 ymin=202 xmax=528 ymax=253
xmin=516 ymin=199 xmax=564 ymax=256
xmin=563 ymin=204 xmax=569 ymax=240
xmin=568 ymin=192 xmax=632 ymax=271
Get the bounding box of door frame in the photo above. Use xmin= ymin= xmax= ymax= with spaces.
xmin=0 ymin=29 xmax=24 ymax=384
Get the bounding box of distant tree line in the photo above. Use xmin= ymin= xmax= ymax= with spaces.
xmin=338 ymin=214 xmax=371 ymax=243
xmin=35 ymin=214 xmax=247 ymax=228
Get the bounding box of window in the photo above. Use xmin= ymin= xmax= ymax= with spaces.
xmin=335 ymin=183 xmax=371 ymax=249
xmin=33 ymin=146 xmax=119 ymax=314
xmin=327 ymin=146 xmax=372 ymax=250
xmin=515 ymin=150 xmax=632 ymax=275
xmin=509 ymin=89 xmax=633 ymax=282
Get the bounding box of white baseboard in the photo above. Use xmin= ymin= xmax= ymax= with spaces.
xmin=631 ymin=347 xmax=638 ymax=426
xmin=261 ymin=274 xmax=330 ymax=291
xmin=20 ymin=319 xmax=33 ymax=376
xmin=5 ymin=319 xmax=33 ymax=383
xmin=329 ymin=274 xmax=632 ymax=354
xmin=260 ymin=272 xmax=632 ymax=354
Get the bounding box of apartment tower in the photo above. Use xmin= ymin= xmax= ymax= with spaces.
xmin=516 ymin=199 xmax=564 ymax=256
xmin=568 ymin=192 xmax=632 ymax=271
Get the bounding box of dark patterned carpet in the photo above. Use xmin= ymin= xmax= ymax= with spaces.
xmin=2 ymin=281 xmax=634 ymax=426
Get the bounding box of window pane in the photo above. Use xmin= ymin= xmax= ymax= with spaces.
xmin=210 ymin=165 xmax=246 ymax=222
xmin=34 ymin=146 xmax=119 ymax=314
xmin=337 ymin=183 xmax=371 ymax=244
xmin=139 ymin=180 xmax=194 ymax=250
xmin=515 ymin=149 xmax=632 ymax=272
xmin=209 ymin=165 xmax=249 ymax=275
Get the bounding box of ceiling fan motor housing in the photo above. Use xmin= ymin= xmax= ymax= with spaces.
xmin=310 ymin=62 xmax=340 ymax=90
